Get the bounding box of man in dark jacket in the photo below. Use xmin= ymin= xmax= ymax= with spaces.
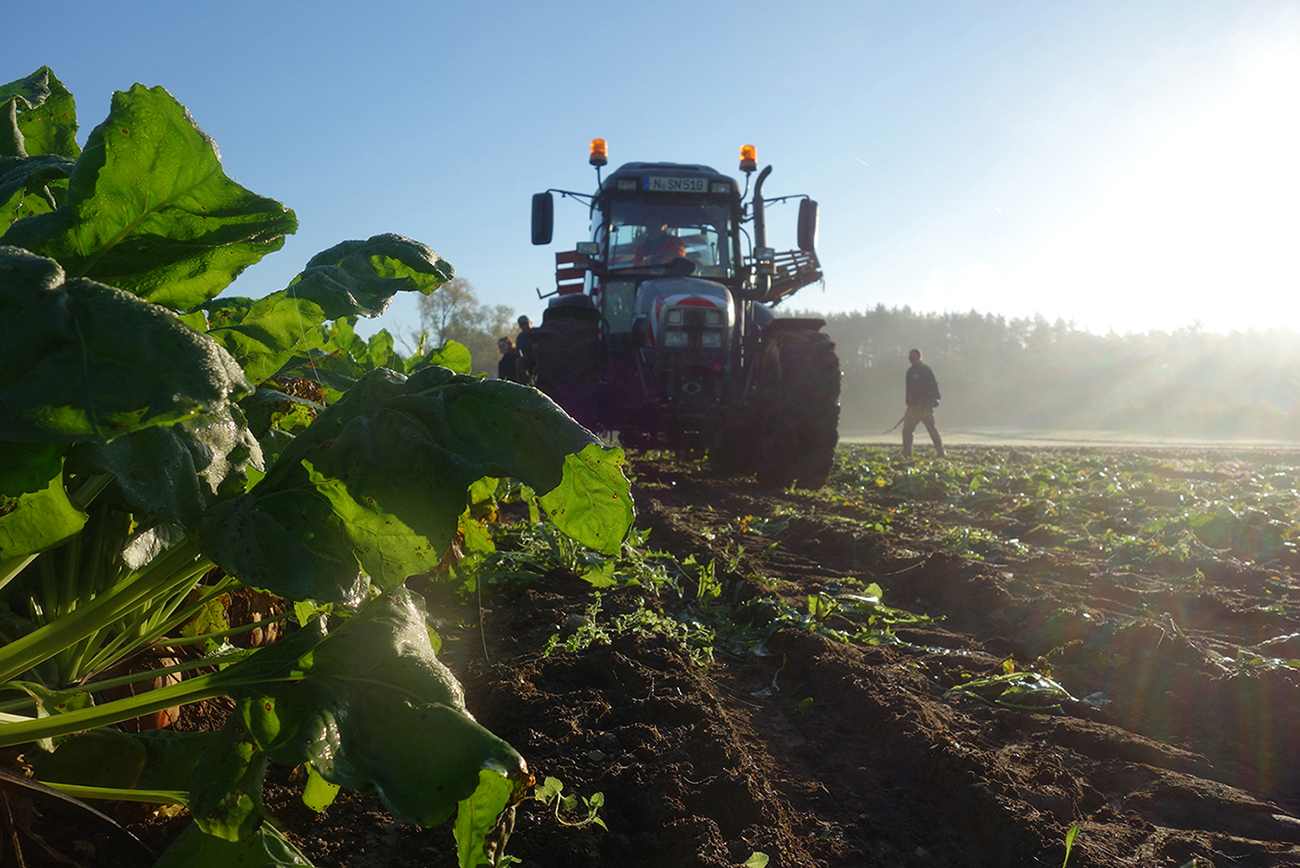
xmin=514 ymin=315 xmax=538 ymax=385
xmin=903 ymin=348 xmax=945 ymax=459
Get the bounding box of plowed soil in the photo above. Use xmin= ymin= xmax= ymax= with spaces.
xmin=110 ymin=448 xmax=1300 ymax=865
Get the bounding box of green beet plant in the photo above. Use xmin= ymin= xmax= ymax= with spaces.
xmin=0 ymin=67 xmax=634 ymax=866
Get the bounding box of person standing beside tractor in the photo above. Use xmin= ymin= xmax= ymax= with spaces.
xmin=903 ymin=348 xmax=945 ymax=459
xmin=515 ymin=315 xmax=539 ymax=385
xmin=496 ymin=336 xmax=526 ymax=383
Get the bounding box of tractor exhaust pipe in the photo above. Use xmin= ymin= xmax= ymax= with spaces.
xmin=752 ymin=165 xmax=774 ymax=299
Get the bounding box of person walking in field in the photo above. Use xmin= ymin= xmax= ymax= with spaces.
xmin=903 ymin=348 xmax=945 ymax=459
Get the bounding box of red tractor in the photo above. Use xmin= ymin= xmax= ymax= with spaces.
xmin=530 ymin=141 xmax=839 ymax=488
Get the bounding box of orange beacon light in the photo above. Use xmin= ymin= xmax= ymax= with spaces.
xmin=739 ymin=145 xmax=757 ymax=173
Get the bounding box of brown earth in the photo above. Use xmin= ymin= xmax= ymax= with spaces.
xmin=27 ymin=447 xmax=1300 ymax=866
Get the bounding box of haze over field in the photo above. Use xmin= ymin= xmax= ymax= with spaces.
xmin=818 ymin=307 xmax=1300 ymax=443
xmin=8 ymin=1 xmax=1297 ymax=340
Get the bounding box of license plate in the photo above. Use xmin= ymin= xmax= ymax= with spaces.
xmin=647 ymin=176 xmax=708 ymax=193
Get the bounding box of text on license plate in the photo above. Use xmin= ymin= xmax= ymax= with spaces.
xmin=646 ymin=176 xmax=708 ymax=193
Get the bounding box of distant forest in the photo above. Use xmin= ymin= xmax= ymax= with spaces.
xmin=799 ymin=306 xmax=1300 ymax=440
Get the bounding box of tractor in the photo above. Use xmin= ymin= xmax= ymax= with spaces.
xmin=529 ymin=140 xmax=839 ymax=488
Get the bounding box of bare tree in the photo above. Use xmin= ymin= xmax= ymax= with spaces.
xmin=414 ymin=277 xmax=516 ymax=375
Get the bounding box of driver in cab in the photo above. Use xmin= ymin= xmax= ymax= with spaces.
xmin=633 ymin=223 xmax=687 ymax=266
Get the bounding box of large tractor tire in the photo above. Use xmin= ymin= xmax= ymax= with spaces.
xmin=755 ymin=327 xmax=841 ymax=489
xmin=533 ymin=305 xmax=602 ymax=430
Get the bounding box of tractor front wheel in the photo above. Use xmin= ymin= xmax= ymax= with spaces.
xmin=756 ymin=328 xmax=841 ymax=489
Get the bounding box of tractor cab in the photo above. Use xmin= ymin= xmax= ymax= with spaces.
xmin=586 ymin=163 xmax=744 ymax=345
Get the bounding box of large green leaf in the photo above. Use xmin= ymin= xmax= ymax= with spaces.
xmin=205 ymin=234 xmax=454 ymax=385
xmin=0 ymin=155 xmax=73 ymax=232
xmin=154 ymin=820 xmax=313 ymax=868
xmin=1 ymin=84 xmax=297 ymax=310
xmin=0 ymin=247 xmax=252 ymax=442
xmin=363 ymin=328 xmax=398 ymax=372
xmin=188 ymin=590 xmax=526 ymax=839
xmin=455 ymin=769 xmax=523 ymax=868
xmin=29 ymin=729 xmax=147 ymax=789
xmin=318 ymin=316 xmax=368 ymax=359
xmin=74 ymin=403 xmax=263 ymax=530
xmin=31 ymin=728 xmax=214 ymax=794
xmin=263 ymin=333 xmax=474 ymax=412
xmin=539 ymin=444 xmax=635 ymax=556
xmin=204 ymin=291 xmax=329 ymax=385
xmin=190 ymin=698 xmax=269 ymax=841
xmin=0 ymin=67 xmax=80 ymax=159
xmin=0 ymin=440 xmax=67 ymax=498
xmin=197 ymin=367 xmax=632 ymax=601
xmin=293 ymin=233 xmax=454 ymax=314
xmin=262 ymin=350 xmax=368 ymax=406
xmin=409 ymin=338 xmax=474 ymax=375
xmin=0 ymin=442 xmax=84 ymax=562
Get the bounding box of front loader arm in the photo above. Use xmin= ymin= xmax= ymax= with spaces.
xmin=757 ymin=248 xmax=823 ymax=305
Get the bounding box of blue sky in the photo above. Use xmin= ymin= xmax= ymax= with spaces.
xmin=10 ymin=1 xmax=1298 ymax=345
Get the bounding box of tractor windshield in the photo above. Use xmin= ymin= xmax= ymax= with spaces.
xmin=603 ymin=200 xmax=735 ymax=278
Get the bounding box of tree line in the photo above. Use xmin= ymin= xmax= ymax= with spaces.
xmin=408 ymin=284 xmax=1300 ymax=441
xmin=410 ymin=277 xmax=517 ymax=375
xmin=809 ymin=305 xmax=1300 ymax=440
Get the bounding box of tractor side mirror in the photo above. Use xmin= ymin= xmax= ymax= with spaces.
xmin=797 ymin=199 xmax=819 ymax=253
xmin=531 ymin=192 xmax=554 ymax=246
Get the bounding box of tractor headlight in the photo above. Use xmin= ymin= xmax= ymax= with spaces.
xmin=701 ymin=331 xmax=723 ymax=348
xmin=663 ymin=330 xmax=689 ymax=348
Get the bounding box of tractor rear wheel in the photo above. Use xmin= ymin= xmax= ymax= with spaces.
xmin=756 ymin=327 xmax=841 ymax=489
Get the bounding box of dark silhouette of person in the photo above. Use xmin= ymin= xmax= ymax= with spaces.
xmin=496 ymin=336 xmax=525 ymax=383
xmin=515 ymin=315 xmax=538 ymax=385
xmin=903 ymin=348 xmax=945 ymax=458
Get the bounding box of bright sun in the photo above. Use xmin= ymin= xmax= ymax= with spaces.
xmin=931 ymin=46 xmax=1300 ymax=335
